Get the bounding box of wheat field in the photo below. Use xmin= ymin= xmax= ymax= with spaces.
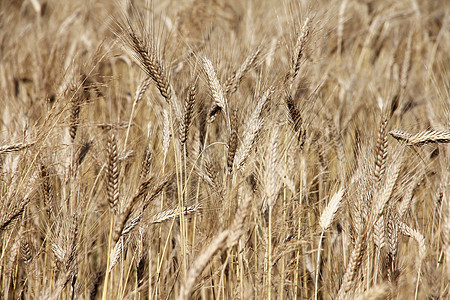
xmin=0 ymin=0 xmax=449 ymax=299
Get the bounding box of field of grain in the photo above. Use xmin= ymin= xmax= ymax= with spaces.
xmin=0 ymin=0 xmax=449 ymax=299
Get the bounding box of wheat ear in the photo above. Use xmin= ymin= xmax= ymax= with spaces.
xmin=389 ymin=129 xmax=450 ymax=145
xmin=234 ymin=88 xmax=272 ymax=171
xmin=150 ymin=203 xmax=202 ymax=224
xmin=315 ymin=188 xmax=345 ymax=300
xmin=227 ymin=109 xmax=238 ymax=174
xmin=106 ymin=134 xmax=120 ymax=212
xmin=338 ymin=235 xmax=366 ymax=298
xmin=203 ymin=57 xmax=229 ymax=127
xmin=406 ymin=129 xmax=450 ymax=145
xmin=112 ymin=178 xmax=153 ymax=245
xmin=0 ymin=198 xmax=30 ymax=232
xmin=180 ymin=81 xmax=196 ymax=145
xmin=178 ymin=190 xmax=251 ymax=300
xmin=0 ymin=142 xmax=35 ymax=154
xmin=115 ymin=20 xmax=182 ymax=121
xmin=224 ymin=46 xmax=261 ymax=96
xmin=374 ymin=114 xmax=389 ymax=182
xmin=289 ymin=17 xmax=311 ymax=81
xmin=139 ymin=145 xmax=152 ymax=180
xmin=40 ymin=164 xmax=54 ymax=218
xmin=398 ymin=220 xmax=426 ymax=299
xmin=69 ymin=95 xmax=82 ymax=141
xmin=285 ymin=94 xmax=303 ymax=139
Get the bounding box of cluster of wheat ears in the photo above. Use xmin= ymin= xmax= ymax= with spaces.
xmin=0 ymin=0 xmax=449 ymax=299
